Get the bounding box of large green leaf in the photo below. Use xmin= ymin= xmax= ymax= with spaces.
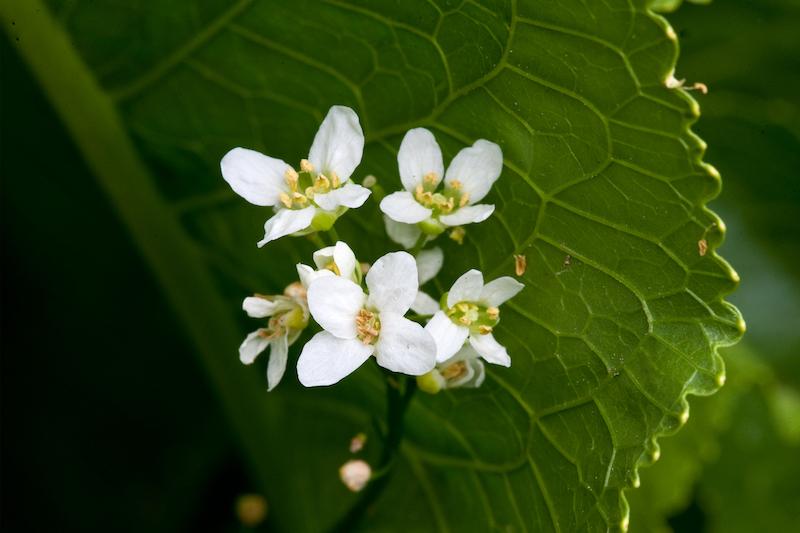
xmin=3 ymin=0 xmax=742 ymax=531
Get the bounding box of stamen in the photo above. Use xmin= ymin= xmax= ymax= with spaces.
xmin=423 ymin=172 xmax=439 ymax=186
xmin=285 ymin=168 xmax=299 ymax=186
xmin=330 ymin=172 xmax=341 ymax=188
xmin=487 ymin=307 xmax=499 ymax=320
xmin=300 ymin=159 xmax=314 ymax=172
xmin=315 ymin=174 xmax=331 ymax=191
xmin=478 ymin=325 xmax=493 ymax=334
xmin=441 ymin=361 xmax=468 ymax=380
xmin=355 ymin=309 xmax=381 ymax=345
xmin=279 ymin=193 xmax=292 ymax=208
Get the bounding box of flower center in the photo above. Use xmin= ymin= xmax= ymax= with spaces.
xmin=445 ymin=301 xmax=499 ymax=334
xmin=278 ymin=159 xmax=342 ymax=209
xmin=440 ymin=360 xmax=468 ymax=381
xmin=413 ymin=176 xmax=469 ymax=216
xmin=355 ymin=308 xmax=381 ymax=345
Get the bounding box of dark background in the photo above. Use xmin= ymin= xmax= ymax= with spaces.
xmin=2 ymin=0 xmax=798 ymax=531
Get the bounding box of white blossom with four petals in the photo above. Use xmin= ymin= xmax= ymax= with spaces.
xmin=417 ymin=344 xmax=487 ymax=394
xmin=297 ymin=252 xmax=437 ymax=386
xmin=221 ymin=106 xmax=371 ymax=246
xmin=425 ymin=269 xmax=524 ymax=366
xmin=380 ymin=128 xmax=503 ymax=239
xmin=239 ymin=284 xmax=309 ymax=391
xmin=296 ymin=240 xmax=361 ymax=288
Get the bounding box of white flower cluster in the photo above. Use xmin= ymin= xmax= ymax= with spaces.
xmin=223 ymin=106 xmax=524 ymax=392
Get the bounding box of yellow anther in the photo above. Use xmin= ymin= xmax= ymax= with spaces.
xmin=459 ymin=193 xmax=470 ymax=207
xmin=315 ymin=174 xmax=331 ymax=191
xmin=300 ymin=159 xmax=314 ymax=172
xmin=449 ymin=179 xmax=461 ymax=190
xmin=478 ymin=325 xmax=493 ymax=335
xmin=487 ymin=307 xmax=499 ymax=320
xmin=304 ymin=186 xmax=315 ymax=198
xmin=441 ymin=361 xmax=467 ymax=380
xmin=458 ymin=316 xmax=472 ymax=325
xmin=279 ymin=193 xmax=293 ymax=208
xmin=449 ymin=227 xmax=465 ymax=244
xmin=423 ymin=172 xmax=439 ymax=185
xmin=330 ymin=172 xmax=341 ymax=188
xmin=356 ymin=309 xmax=381 ymax=345
xmin=285 ymin=168 xmax=299 ymax=184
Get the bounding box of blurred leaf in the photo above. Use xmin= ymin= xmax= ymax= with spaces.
xmin=3 ymin=0 xmax=742 ymax=531
xmin=698 ymin=363 xmax=800 ymax=532
xmin=626 ymin=345 xmax=773 ymax=533
xmin=668 ymin=0 xmax=800 ymax=274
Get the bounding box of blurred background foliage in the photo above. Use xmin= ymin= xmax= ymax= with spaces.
xmin=1 ymin=0 xmax=798 ymax=531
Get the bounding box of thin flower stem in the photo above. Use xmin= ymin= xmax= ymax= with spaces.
xmin=328 ymin=373 xmax=417 ymax=532
xmin=308 ymin=232 xmax=327 ymax=249
xmin=409 ymin=233 xmax=427 ymax=256
xmin=327 ymin=226 xmax=341 ymax=243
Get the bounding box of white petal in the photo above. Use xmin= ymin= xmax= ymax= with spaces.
xmin=480 ymin=277 xmax=525 ymax=306
xmin=258 ymin=206 xmax=316 ymax=247
xmin=311 ymin=244 xmax=336 ymax=266
xmin=384 ymin=216 xmax=422 ymax=249
xmin=221 ymin=147 xmax=291 ymax=207
xmin=379 ymin=191 xmax=432 ymax=224
xmin=312 ymin=241 xmax=358 ymax=282
xmin=308 ymin=105 xmax=364 ymax=181
xmin=444 ymin=140 xmax=503 ymax=204
xmin=297 ymin=332 xmax=374 ymax=386
xmin=239 ymin=330 xmax=270 ymax=365
xmin=470 ymin=332 xmax=511 ymax=367
xmin=333 ymin=241 xmax=359 ymax=281
xmin=313 ymin=183 xmax=371 ymax=211
xmin=266 ymin=333 xmax=289 ymax=391
xmin=308 ymin=276 xmax=365 ymax=339
xmin=375 ymin=313 xmax=436 ymax=375
xmin=411 ymin=291 xmax=440 ymax=316
xmin=398 ymin=128 xmax=444 ymax=192
xmin=439 ymin=204 xmax=495 ymax=227
xmin=296 ymin=263 xmax=334 ymax=288
xmin=471 ymin=359 xmax=486 ymax=387
xmin=242 ymin=296 xmax=278 ymax=318
xmin=366 ymin=251 xmax=418 ymax=314
xmin=425 ymin=311 xmax=469 ymax=362
xmin=416 ymin=247 xmax=443 ymax=285
xmin=447 ymin=269 xmax=484 ymax=307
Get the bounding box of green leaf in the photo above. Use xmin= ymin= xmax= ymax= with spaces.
xmin=3 ymin=0 xmax=742 ymax=531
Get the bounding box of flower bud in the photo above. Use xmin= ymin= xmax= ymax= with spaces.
xmin=417 ymin=370 xmax=445 ymax=394
xmin=339 ymin=459 xmax=372 ymax=492
xmin=236 ymin=494 xmax=268 ymax=526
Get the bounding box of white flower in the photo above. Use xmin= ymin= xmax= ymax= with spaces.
xmin=239 ymin=284 xmax=309 ymax=391
xmin=380 ymin=128 xmax=502 ymax=237
xmin=297 ymin=251 xmax=436 ymax=386
xmin=296 ymin=241 xmax=360 ymax=288
xmin=411 ymin=247 xmax=443 ymax=315
xmin=425 ymin=269 xmax=524 ymax=365
xmin=221 ymin=106 xmax=371 ymax=247
xmin=417 ymin=344 xmax=486 ymax=394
